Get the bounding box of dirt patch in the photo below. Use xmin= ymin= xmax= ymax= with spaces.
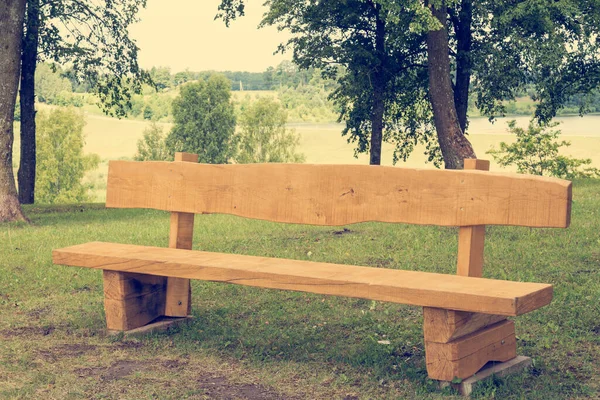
xmin=333 ymin=228 xmax=354 ymax=236
xmin=38 ymin=343 xmax=97 ymax=362
xmin=101 ymin=360 xmax=146 ymax=382
xmin=0 ymin=324 xmax=56 ymax=338
xmin=27 ymin=306 xmax=51 ymax=319
xmin=363 ymin=256 xmax=395 ymax=268
xmin=162 ymin=359 xmax=188 ymax=369
xmin=113 ymin=340 xmax=145 ymax=350
xmin=75 ymin=359 xmax=152 ymax=382
xmin=197 ymin=373 xmax=290 ymax=400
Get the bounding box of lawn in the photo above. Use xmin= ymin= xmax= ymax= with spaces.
xmin=0 ymin=180 xmax=598 ymax=399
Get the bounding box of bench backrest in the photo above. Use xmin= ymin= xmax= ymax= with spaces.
xmin=106 ymin=158 xmax=571 ymax=228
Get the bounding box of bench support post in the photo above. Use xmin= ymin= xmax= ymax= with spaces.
xmin=103 ymin=271 xmax=168 ymax=331
xmin=423 ymin=159 xmax=518 ymax=382
xmin=423 ymin=308 xmax=516 ymax=381
xmin=102 ymin=151 xmax=198 ymax=331
xmin=164 ymin=152 xmax=198 ymax=316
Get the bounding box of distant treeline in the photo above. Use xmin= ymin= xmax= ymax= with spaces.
xmin=147 ymin=61 xmax=337 ymax=92
xmin=25 ymin=60 xmax=600 ymax=124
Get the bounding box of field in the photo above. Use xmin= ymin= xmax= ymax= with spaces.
xmin=1 ymin=180 xmax=599 ymax=399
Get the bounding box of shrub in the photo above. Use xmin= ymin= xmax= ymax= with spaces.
xmin=36 ymin=108 xmax=100 ymax=204
xmin=166 ymin=75 xmax=236 ymax=163
xmin=235 ymin=97 xmax=305 ymax=163
xmin=134 ymin=123 xmax=171 ymax=161
xmin=487 ymin=119 xmax=600 ymax=179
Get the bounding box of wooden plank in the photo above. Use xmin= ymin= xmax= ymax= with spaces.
xmin=423 ymin=308 xmax=507 ymax=343
xmin=54 ymin=242 xmax=553 ymax=316
xmin=463 ymin=159 xmax=490 ymax=171
xmin=425 ymin=320 xmax=517 ymax=381
xmin=457 ymin=159 xmax=489 ymax=277
xmin=165 ymin=152 xmax=197 ymax=317
xmin=102 ymin=270 xmax=167 ymax=331
xmin=105 ymin=161 xmax=572 ymax=228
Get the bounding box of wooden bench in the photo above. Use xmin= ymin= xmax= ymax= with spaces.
xmin=52 ymin=153 xmax=572 ymax=382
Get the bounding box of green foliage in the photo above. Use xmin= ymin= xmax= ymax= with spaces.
xmin=220 ymin=0 xmax=600 ymax=167
xmin=258 ymin=0 xmax=439 ymax=165
xmin=35 ymin=63 xmax=73 ymax=104
xmin=134 ymin=123 xmax=171 ymax=161
xmin=142 ymin=105 xmax=153 ymax=120
xmin=487 ymin=119 xmax=600 ymax=179
xmin=235 ymin=97 xmax=305 ymax=163
xmin=149 ymin=66 xmax=172 ymax=91
xmin=166 ymin=75 xmax=236 ymax=163
xmin=37 ymin=0 xmax=151 ymax=117
xmin=277 ymin=83 xmax=337 ymax=123
xmin=35 ymin=108 xmax=100 ymax=204
xmin=470 ymin=1 xmax=600 ymax=123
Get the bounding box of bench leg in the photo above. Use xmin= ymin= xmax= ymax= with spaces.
xmin=103 ymin=270 xmax=168 ymax=331
xmin=423 ymin=307 xmax=517 ymax=381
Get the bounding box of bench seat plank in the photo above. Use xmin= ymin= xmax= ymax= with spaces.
xmin=53 ymin=242 xmax=552 ymax=317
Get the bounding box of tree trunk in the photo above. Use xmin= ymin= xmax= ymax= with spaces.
xmin=18 ymin=0 xmax=40 ymax=204
xmin=426 ymin=2 xmax=476 ymax=169
xmin=452 ymin=0 xmax=473 ymax=133
xmin=369 ymin=5 xmax=385 ymax=166
xmin=0 ymin=0 xmax=28 ymax=222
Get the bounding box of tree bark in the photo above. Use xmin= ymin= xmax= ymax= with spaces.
xmin=0 ymin=0 xmax=28 ymax=222
xmin=452 ymin=0 xmax=473 ymax=133
xmin=18 ymin=0 xmax=40 ymax=204
xmin=426 ymin=2 xmax=476 ymax=169
xmin=369 ymin=4 xmax=385 ymax=165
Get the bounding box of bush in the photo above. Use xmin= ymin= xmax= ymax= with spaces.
xmin=36 ymin=108 xmax=100 ymax=204
xmin=166 ymin=75 xmax=236 ymax=163
xmin=235 ymin=97 xmax=305 ymax=163
xmin=487 ymin=119 xmax=600 ymax=179
xmin=134 ymin=123 xmax=171 ymax=161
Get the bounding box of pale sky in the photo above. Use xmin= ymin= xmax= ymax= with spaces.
xmin=129 ymin=0 xmax=291 ymax=73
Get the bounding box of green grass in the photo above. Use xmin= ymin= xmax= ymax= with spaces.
xmin=1 ymin=181 xmax=599 ymax=399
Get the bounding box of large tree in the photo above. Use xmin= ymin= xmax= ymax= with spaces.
xmin=0 ymin=0 xmax=28 ymax=222
xmin=219 ymin=0 xmax=600 ymax=169
xmin=258 ymin=0 xmax=436 ymax=166
xmin=18 ymin=0 xmax=149 ymax=204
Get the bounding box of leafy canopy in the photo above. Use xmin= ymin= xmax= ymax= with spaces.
xmin=35 ymin=108 xmax=100 ymax=204
xmin=166 ymin=75 xmax=237 ymax=163
xmin=259 ymin=0 xmax=439 ymax=165
xmin=38 ymin=0 xmax=150 ymax=116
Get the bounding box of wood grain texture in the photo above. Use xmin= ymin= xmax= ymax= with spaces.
xmin=423 ymin=308 xmax=507 ymax=343
xmin=54 ymin=242 xmax=553 ymax=316
xmin=457 ymin=225 xmax=486 ymax=277
xmin=164 ymin=152 xmax=197 ymax=317
xmin=102 ymin=270 xmax=167 ymax=331
xmin=425 ymin=320 xmax=517 ymax=381
xmin=105 ymin=161 xmax=572 ymax=228
xmin=463 ymin=159 xmax=490 ymax=171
